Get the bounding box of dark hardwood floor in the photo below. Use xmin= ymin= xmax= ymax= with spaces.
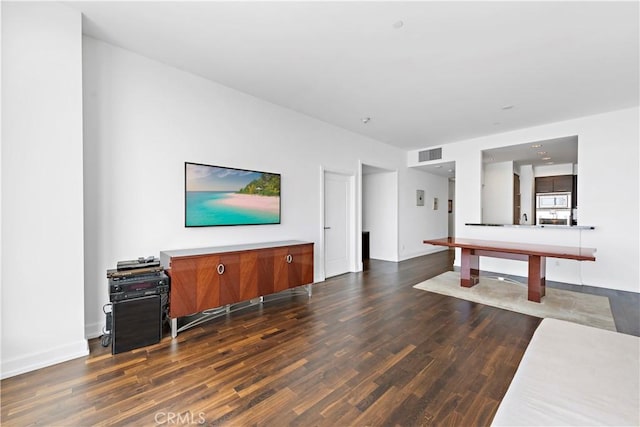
xmin=1 ymin=251 xmax=635 ymax=426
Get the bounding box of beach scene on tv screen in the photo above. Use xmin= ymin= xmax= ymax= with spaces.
xmin=185 ymin=163 xmax=281 ymax=226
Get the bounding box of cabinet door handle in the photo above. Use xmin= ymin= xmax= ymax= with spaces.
xmin=286 ymin=254 xmax=293 ymax=264
xmin=217 ymin=263 xmax=225 ymax=275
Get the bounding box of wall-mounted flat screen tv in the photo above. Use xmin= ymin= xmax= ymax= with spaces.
xmin=185 ymin=162 xmax=281 ymax=227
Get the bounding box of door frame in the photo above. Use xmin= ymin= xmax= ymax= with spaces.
xmin=320 ymin=166 xmax=358 ymax=281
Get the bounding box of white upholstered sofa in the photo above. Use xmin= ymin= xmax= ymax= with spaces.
xmin=492 ymin=318 xmax=640 ymax=426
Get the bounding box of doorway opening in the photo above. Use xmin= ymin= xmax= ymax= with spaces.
xmin=362 ymin=164 xmax=398 ymax=269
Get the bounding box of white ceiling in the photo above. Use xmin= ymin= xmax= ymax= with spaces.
xmin=68 ymin=1 xmax=639 ymax=152
xmin=483 ymin=135 xmax=578 ymax=168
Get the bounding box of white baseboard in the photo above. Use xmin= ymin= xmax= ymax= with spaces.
xmin=85 ymin=321 xmax=104 ymax=339
xmin=1 ymin=339 xmax=89 ymax=379
xmin=399 ymin=246 xmax=448 ymax=262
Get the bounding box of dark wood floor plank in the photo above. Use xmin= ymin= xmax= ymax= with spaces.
xmin=1 ymin=249 xmax=636 ymax=426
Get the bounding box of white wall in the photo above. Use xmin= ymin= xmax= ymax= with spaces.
xmin=398 ymin=168 xmax=449 ymax=260
xmin=82 ymin=37 xmax=419 ymax=337
xmin=409 ymin=107 xmax=640 ymax=293
xmin=362 ymin=172 xmax=398 ymax=261
xmin=1 ymin=2 xmax=87 ymax=378
xmin=534 ymin=163 xmax=575 ymax=177
xmin=482 ymin=161 xmax=514 ymax=224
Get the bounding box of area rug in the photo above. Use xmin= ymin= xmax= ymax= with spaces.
xmin=413 ymin=271 xmax=616 ymax=331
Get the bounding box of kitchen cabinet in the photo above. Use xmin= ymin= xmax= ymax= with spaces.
xmin=535 ymin=175 xmax=574 ymax=193
xmin=553 ymin=175 xmax=573 ymax=192
xmin=536 ymin=176 xmax=554 ymax=193
xmin=161 ymin=241 xmax=314 ymax=336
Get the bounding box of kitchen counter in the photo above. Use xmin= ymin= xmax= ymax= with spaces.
xmin=466 ymin=223 xmax=595 ymax=230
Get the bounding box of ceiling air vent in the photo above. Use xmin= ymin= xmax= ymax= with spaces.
xmin=418 ymin=147 xmax=442 ymax=162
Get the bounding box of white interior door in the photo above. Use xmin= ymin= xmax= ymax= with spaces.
xmin=324 ymin=171 xmax=352 ymax=278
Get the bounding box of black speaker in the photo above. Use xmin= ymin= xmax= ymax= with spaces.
xmin=112 ymin=295 xmax=162 ymax=354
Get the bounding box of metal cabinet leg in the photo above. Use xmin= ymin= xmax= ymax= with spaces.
xmin=171 ymin=318 xmax=177 ymax=339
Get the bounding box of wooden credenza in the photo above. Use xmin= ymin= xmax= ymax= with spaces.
xmin=160 ymin=240 xmax=314 ymax=337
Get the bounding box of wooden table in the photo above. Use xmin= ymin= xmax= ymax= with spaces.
xmin=423 ymin=237 xmax=596 ymax=302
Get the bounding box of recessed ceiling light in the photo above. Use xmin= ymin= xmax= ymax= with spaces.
xmin=537 ymin=151 xmax=547 ymax=155
xmin=448 ymin=169 xmax=453 ymax=173
xmin=501 ymin=105 xmax=515 ymax=110
xmin=541 ymin=157 xmax=551 ymax=161
xmin=361 ymin=117 xmax=371 ymax=124
xmin=434 ymin=165 xmax=442 ymax=168
xmin=531 ymin=144 xmax=542 ymax=148
xmin=392 ymin=20 xmax=404 ymax=29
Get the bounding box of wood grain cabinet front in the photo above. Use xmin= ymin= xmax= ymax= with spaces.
xmin=257 ymin=249 xmax=276 ymax=296
xmin=273 ymin=246 xmax=290 ymax=293
xmin=288 ymin=244 xmax=314 ymax=288
xmin=552 ymin=175 xmax=573 ymax=192
xmin=169 ymin=255 xmax=224 ymax=317
xmin=272 ymin=243 xmax=314 ymax=292
xmin=535 ymin=176 xmax=554 ymax=193
xmin=163 ymin=241 xmax=314 ymax=321
xmin=194 ymin=255 xmax=220 ymax=313
xmin=535 ymin=174 xmax=574 ymax=194
xmin=167 ymin=258 xmax=198 ymax=318
xmin=235 ymin=251 xmax=258 ymax=303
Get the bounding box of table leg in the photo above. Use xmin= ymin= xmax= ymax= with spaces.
xmin=528 ymin=255 xmax=546 ymax=302
xmin=461 ymin=247 xmax=480 ymax=287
